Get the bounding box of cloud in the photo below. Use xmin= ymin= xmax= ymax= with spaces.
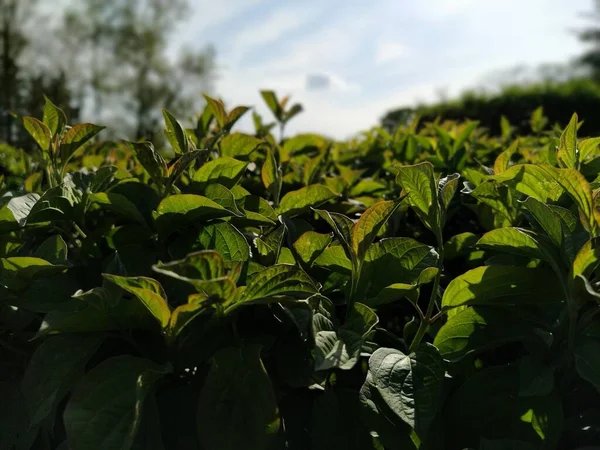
xmin=374 ymin=40 xmax=411 ymax=65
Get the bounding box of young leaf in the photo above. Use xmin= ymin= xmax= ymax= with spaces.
xmin=163 ymin=109 xmax=189 ymax=155
xmin=102 ymin=275 xmax=171 ymax=328
xmin=155 ymin=194 xmax=231 ymax=234
xmin=128 ymin=141 xmax=167 ymax=183
xmin=197 ymin=345 xmax=280 ymax=450
xmin=557 ymin=113 xmax=578 ymax=169
xmin=23 ymin=117 xmax=52 ymax=151
xmin=220 ymin=133 xmax=262 ymax=159
xmin=314 ymin=209 xmax=354 ymax=258
xmin=192 ymin=157 xmax=248 ymax=189
xmin=261 ymin=148 xmax=282 ymax=205
xmin=278 ymin=185 xmax=338 ymax=217
xmin=89 ymin=192 xmax=147 ymax=227
xmin=203 ymin=95 xmax=228 ymax=128
xmin=494 ymin=139 xmax=519 ymax=174
xmin=240 ymin=264 xmax=317 ymax=304
xmin=293 ymin=231 xmax=332 ymax=265
xmin=351 ymin=200 xmax=400 ymax=264
xmin=260 ymin=90 xmax=282 ymax=121
xmin=362 ymin=344 xmax=445 ymax=438
xmin=59 ymin=123 xmax=105 ymax=164
xmin=42 ymin=96 xmax=67 ymax=137
xmin=397 ymin=162 xmax=441 ymax=239
xmin=64 ymin=356 xmax=167 ymax=450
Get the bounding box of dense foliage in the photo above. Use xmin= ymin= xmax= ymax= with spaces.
xmin=2 ymin=93 xmax=600 ymax=450
xmin=382 ymin=78 xmax=600 ymax=138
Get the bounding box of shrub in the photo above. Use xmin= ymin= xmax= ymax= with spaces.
xmin=1 ymin=94 xmax=600 ymax=450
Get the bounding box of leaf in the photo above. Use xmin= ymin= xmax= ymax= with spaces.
xmin=35 ymin=235 xmax=68 ymax=264
xmin=444 ymin=232 xmax=479 ymax=259
xmin=494 ymin=139 xmax=519 ymax=174
xmin=192 ymin=157 xmax=248 ymax=189
xmin=261 ymin=147 xmax=282 ymax=205
xmin=220 ymin=133 xmax=262 ymax=159
xmin=441 ymin=265 xmax=563 ymax=314
xmin=162 ymin=109 xmax=189 ymax=155
xmin=129 ymin=141 xmax=167 ymax=183
xmin=476 ymin=227 xmax=562 ymax=272
xmin=22 ymin=335 xmax=103 ymax=426
xmin=363 ymin=344 xmax=445 ymax=437
xmin=197 ymin=345 xmax=279 ymax=450
xmin=521 ymin=197 xmax=566 ymax=251
xmin=313 ymin=245 xmax=352 ymax=273
xmin=260 ymin=90 xmax=282 ymax=120
xmin=153 ymin=250 xmax=225 ymax=281
xmin=293 ymin=231 xmax=332 ymax=265
xmin=434 ymin=307 xmax=550 ymax=361
xmin=314 ymin=209 xmax=354 ymax=259
xmin=64 ymin=356 xmax=167 ymax=450
xmin=198 ymin=222 xmax=250 ymax=261
xmin=102 ymin=275 xmax=171 ymax=328
xmin=468 ymin=180 xmax=518 ymax=225
xmin=313 ymin=298 xmax=378 ymax=371
xmin=571 ymin=238 xmax=600 ymax=280
xmin=352 ymin=200 xmax=400 ymax=264
xmin=204 ymin=184 xmax=245 ymax=217
xmin=438 ymin=173 xmax=460 ymax=211
xmin=90 ymin=192 xmax=147 ymax=226
xmin=59 ymin=123 xmax=105 ymax=164
xmin=203 ymin=95 xmax=228 ymax=127
xmin=396 ymin=162 xmax=441 ymax=238
xmin=23 ymin=117 xmax=52 ymax=151
xmin=278 ymin=185 xmax=338 ymax=217
xmin=155 ymin=194 xmax=231 ymax=235
xmin=167 ymin=150 xmax=204 ymax=186
xmin=240 ymin=264 xmax=317 ymax=304
xmin=225 ymin=106 xmax=250 ymax=131
xmin=579 ymin=136 xmax=600 ymax=161
xmin=43 ymin=96 xmax=67 ymax=137
xmin=7 ymin=193 xmax=40 ymax=227
xmin=574 ymin=325 xmax=600 ymax=390
xmin=518 ymin=356 xmax=554 ymax=397
xmin=557 ymin=112 xmax=578 ymax=169
xmin=493 ymin=164 xmax=562 ymax=203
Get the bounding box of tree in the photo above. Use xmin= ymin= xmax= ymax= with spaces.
xmin=577 ymin=0 xmax=600 ymax=81
xmin=61 ymin=0 xmax=215 ymax=140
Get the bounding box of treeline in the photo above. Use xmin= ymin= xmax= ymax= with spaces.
xmin=0 ymin=0 xmax=215 ymax=148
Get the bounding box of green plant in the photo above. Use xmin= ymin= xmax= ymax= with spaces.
xmin=1 ymin=95 xmax=600 ymax=450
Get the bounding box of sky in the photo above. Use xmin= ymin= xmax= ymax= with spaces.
xmin=169 ymin=0 xmax=592 ymax=139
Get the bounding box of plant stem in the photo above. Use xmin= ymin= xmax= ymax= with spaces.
xmin=73 ymin=222 xmax=88 ymax=239
xmin=409 ymin=246 xmax=444 ymax=353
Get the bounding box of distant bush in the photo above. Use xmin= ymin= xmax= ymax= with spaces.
xmin=382 ymin=78 xmax=600 ymax=136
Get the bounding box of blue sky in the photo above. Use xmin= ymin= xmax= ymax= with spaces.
xmin=170 ymin=0 xmax=592 ymax=138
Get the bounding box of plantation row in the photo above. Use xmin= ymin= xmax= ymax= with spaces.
xmin=1 ymin=92 xmax=600 ymax=450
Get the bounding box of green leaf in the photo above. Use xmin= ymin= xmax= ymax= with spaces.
xmin=293 ymin=231 xmax=332 ymax=265
xmin=90 ymin=192 xmax=147 ymax=226
xmin=59 ymin=123 xmax=105 ymax=164
xmin=363 ymin=344 xmax=445 ymax=437
xmin=557 ymin=112 xmax=578 ymax=169
xmin=192 ymin=157 xmax=248 ymax=189
xmin=129 ymin=141 xmax=167 ymax=183
xmin=197 ymin=345 xmax=280 ymax=450
xmin=240 ymin=264 xmax=317 ymax=304
xmin=35 ymin=235 xmax=68 ymax=264
xmin=352 ymin=200 xmax=400 ymax=264
xmin=166 ymin=300 xmax=212 ymax=339
xmin=102 ymin=275 xmax=171 ymax=328
xmin=1 ymin=256 xmax=66 ymax=292
xmin=571 ymin=238 xmax=600 ymax=280
xmin=167 ymin=150 xmax=204 ymax=186
xmin=203 ymin=95 xmax=228 ymax=127
xmin=22 ymin=334 xmax=103 ymax=427
xmin=7 ymin=193 xmax=40 ymax=227
xmin=522 ymin=197 xmax=566 ymax=251
xmin=43 ymin=96 xmax=67 ymax=137
xmin=64 ymin=356 xmax=167 ymax=450
xmin=261 ymin=148 xmax=282 ymax=205
xmin=518 ymin=356 xmax=554 ymax=397
xmin=220 ymin=132 xmax=262 ymax=159
xmin=162 ymin=109 xmax=189 ymax=155
xmin=260 ymin=90 xmax=282 ymax=121
xmin=434 ymin=307 xmax=550 ymax=362
xmin=313 ymin=298 xmax=378 ymax=371
xmin=204 ymin=184 xmax=245 ymax=217
xmin=493 ymin=164 xmax=563 ymax=203
xmin=396 ymin=162 xmax=441 ymax=238
xmin=313 ymin=245 xmax=352 ymax=273
xmin=155 ymin=194 xmax=231 ymax=235
xmin=441 ymin=265 xmax=563 ymax=314
xmin=198 ymin=221 xmax=250 ymax=262
xmin=494 ymin=139 xmax=519 ymax=174
xmin=438 ymin=173 xmax=460 ymax=211
xmin=468 ymin=180 xmax=518 ymax=225
xmin=278 ymin=185 xmax=338 ymax=217
xmin=579 ymin=136 xmax=600 ymax=162
xmin=476 ymin=227 xmax=562 ymax=273
xmin=314 ymin=209 xmax=354 ymax=259
xmin=444 ymin=232 xmax=478 ymax=259
xmin=23 ymin=117 xmax=52 ymax=151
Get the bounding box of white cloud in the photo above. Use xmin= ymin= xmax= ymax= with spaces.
xmin=374 ymin=40 xmax=410 ymax=65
